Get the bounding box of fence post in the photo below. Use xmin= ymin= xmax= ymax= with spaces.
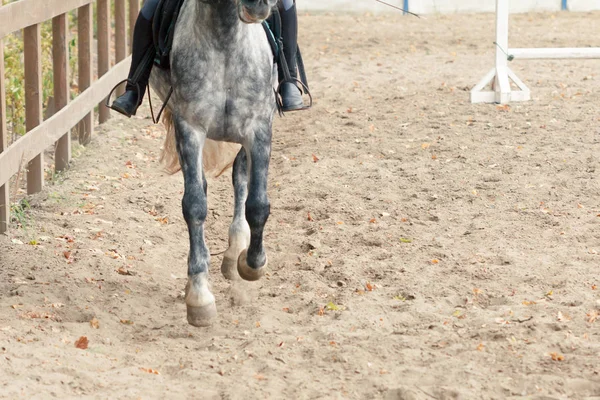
xmin=129 ymin=0 xmax=140 ymax=50
xmin=53 ymin=13 xmax=71 ymax=171
xmin=78 ymin=4 xmax=94 ymax=145
xmin=115 ymin=0 xmax=128 ymax=96
xmin=0 ymin=39 xmax=8 ymax=234
xmin=24 ymin=24 xmax=44 ymax=195
xmin=97 ymin=0 xmax=111 ymax=123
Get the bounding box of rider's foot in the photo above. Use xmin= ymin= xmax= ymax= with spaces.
xmin=280 ymin=82 xmax=304 ymax=112
xmin=110 ymin=90 xmax=141 ymax=118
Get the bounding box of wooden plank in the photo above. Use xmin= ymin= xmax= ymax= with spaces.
xmin=24 ymin=24 xmax=44 ymax=195
xmin=0 ymin=57 xmax=131 ymax=186
xmin=97 ymin=0 xmax=111 ymax=123
xmin=0 ymin=0 xmax=94 ymax=39
xmin=129 ymin=0 xmax=141 ymax=51
xmin=115 ymin=0 xmax=128 ymax=96
xmin=53 ymin=14 xmax=71 ymax=172
xmin=77 ymin=4 xmax=94 ymax=145
xmin=0 ymin=39 xmax=9 ymax=233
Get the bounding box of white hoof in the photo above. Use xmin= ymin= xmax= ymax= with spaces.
xmin=221 ymin=255 xmax=240 ymax=281
xmin=237 ymin=250 xmax=267 ymax=282
xmin=186 ymin=302 xmax=217 ymax=327
xmin=185 ymin=275 xmax=216 ymax=327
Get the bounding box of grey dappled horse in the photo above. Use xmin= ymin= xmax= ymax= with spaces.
xmin=150 ymin=0 xmax=279 ymax=327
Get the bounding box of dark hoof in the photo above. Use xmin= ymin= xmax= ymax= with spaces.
xmin=110 ymin=90 xmax=140 ymax=118
xmin=237 ymin=250 xmax=266 ymax=282
xmin=280 ymin=82 xmax=304 ymax=112
xmin=186 ymin=302 xmax=217 ymax=327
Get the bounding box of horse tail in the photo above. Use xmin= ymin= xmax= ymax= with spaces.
xmin=160 ymin=109 xmax=181 ymax=174
xmin=202 ymin=139 xmax=241 ymax=178
xmin=160 ymin=110 xmax=240 ymax=178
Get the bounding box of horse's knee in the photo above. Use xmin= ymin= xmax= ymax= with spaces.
xmin=182 ymin=188 xmax=207 ymax=225
xmin=245 ymin=196 xmax=270 ymax=229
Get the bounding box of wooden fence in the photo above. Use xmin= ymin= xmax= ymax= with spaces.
xmin=0 ymin=0 xmax=141 ymax=234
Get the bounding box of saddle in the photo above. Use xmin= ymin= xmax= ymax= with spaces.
xmin=151 ymin=0 xmax=310 ymax=112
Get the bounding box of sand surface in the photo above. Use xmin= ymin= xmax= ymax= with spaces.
xmin=1 ymin=11 xmax=600 ymax=399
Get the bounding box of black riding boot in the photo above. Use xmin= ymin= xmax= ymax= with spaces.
xmin=110 ymin=13 xmax=155 ymax=117
xmin=278 ymin=2 xmax=304 ymax=112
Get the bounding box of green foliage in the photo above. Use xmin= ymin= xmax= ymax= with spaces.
xmin=10 ymin=198 xmax=30 ymax=229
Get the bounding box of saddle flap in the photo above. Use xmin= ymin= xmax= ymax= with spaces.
xmin=152 ymin=0 xmax=186 ymax=68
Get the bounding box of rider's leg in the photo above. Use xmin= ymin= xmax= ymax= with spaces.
xmin=110 ymin=0 xmax=159 ymax=117
xmin=278 ymin=0 xmax=304 ymax=111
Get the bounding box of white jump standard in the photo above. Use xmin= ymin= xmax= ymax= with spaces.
xmin=471 ymin=0 xmax=600 ymax=104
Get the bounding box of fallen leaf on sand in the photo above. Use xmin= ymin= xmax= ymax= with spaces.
xmin=326 ymin=302 xmax=343 ymax=311
xmin=75 ymin=336 xmax=89 ymax=350
xmin=156 ymin=217 xmax=169 ymax=225
xmin=550 ymin=352 xmax=564 ymax=361
xmin=90 ymin=318 xmax=100 ymax=329
xmin=140 ymin=368 xmax=160 ymax=375
xmin=117 ymin=267 xmax=134 ymax=276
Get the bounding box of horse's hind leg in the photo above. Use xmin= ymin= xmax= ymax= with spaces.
xmin=237 ymin=126 xmax=272 ymax=281
xmin=221 ymin=149 xmax=251 ymax=280
xmin=174 ymin=116 xmax=217 ymax=327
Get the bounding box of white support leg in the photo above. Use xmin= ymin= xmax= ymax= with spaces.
xmin=470 ymin=0 xmax=530 ymax=104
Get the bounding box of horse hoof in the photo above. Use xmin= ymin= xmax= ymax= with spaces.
xmin=237 ymin=250 xmax=266 ymax=282
xmin=186 ymin=302 xmax=217 ymax=327
xmin=221 ymin=256 xmax=239 ymax=281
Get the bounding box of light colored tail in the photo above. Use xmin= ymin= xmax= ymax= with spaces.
xmin=160 ymin=110 xmax=241 ymax=178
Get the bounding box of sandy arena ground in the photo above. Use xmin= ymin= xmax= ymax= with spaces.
xmin=1 ymin=11 xmax=600 ymax=400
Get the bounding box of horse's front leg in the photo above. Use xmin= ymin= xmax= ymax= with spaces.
xmin=237 ymin=124 xmax=272 ymax=281
xmin=175 ymin=116 xmax=217 ymax=327
xmin=221 ymin=149 xmax=251 ymax=280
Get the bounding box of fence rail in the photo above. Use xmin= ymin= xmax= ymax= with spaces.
xmin=0 ymin=0 xmax=141 ymax=233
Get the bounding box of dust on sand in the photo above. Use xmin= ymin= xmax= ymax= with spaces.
xmin=1 ymin=11 xmax=600 ymax=399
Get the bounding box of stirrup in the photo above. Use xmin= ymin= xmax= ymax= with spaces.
xmin=275 ymin=78 xmax=313 ymax=116
xmin=106 ymin=79 xmax=143 ymax=115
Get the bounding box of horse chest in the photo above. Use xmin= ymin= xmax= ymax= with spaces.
xmin=173 ymin=59 xmax=273 ymax=142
